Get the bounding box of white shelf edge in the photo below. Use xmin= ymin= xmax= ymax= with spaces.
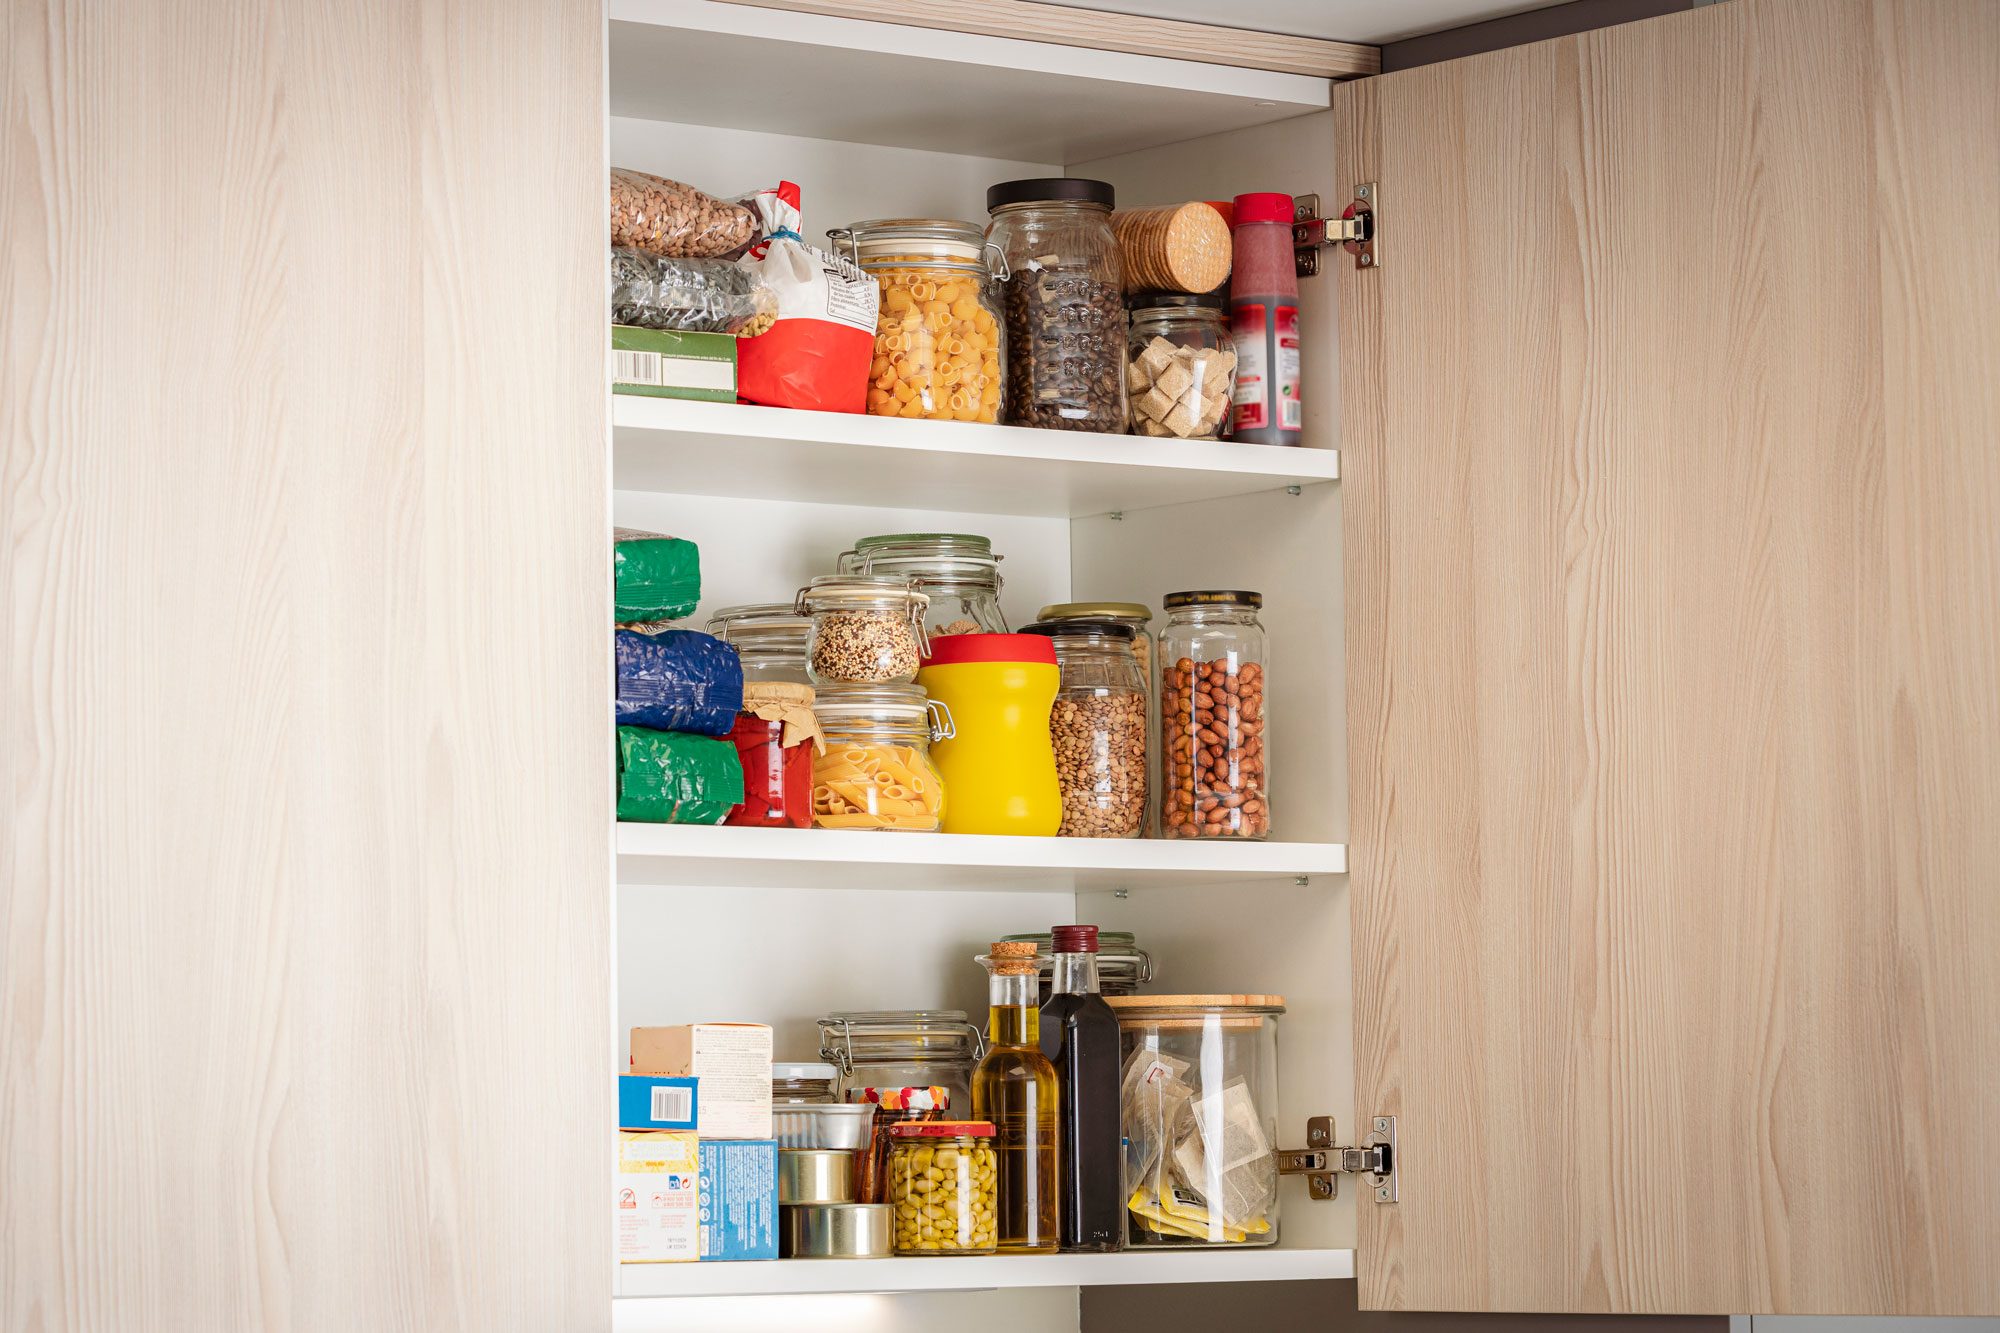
xmin=610 ymin=0 xmax=1332 ymax=109
xmin=616 ymin=823 xmax=1346 ymax=889
xmin=613 ymin=1245 xmax=1354 ymax=1305
xmin=612 ymin=396 xmax=1339 ymax=518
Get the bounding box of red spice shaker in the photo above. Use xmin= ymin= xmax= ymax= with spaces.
xmin=722 ymin=682 xmax=825 ymax=828
xmin=1227 ymin=192 xmax=1302 ymax=446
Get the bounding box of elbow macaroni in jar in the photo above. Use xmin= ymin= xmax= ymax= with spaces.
xmin=866 ymin=260 xmax=1004 ymax=423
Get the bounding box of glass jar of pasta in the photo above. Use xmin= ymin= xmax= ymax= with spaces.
xmin=828 ymin=219 xmax=1005 ymax=424
xmin=839 ymin=532 xmax=1007 ymax=638
xmin=796 ymin=575 xmax=932 ymax=686
xmin=707 ymin=602 xmax=812 ymax=685
xmin=810 ymin=682 xmax=953 ymax=831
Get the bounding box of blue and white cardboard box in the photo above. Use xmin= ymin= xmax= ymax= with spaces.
xmin=698 ymin=1139 xmax=778 ymax=1261
xmin=619 ymin=1074 xmax=699 ymax=1132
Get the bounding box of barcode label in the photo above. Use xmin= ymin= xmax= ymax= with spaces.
xmin=614 ymin=349 xmax=663 ymax=385
xmin=651 ymin=1084 xmax=692 ymax=1122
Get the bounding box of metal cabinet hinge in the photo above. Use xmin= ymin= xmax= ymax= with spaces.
xmin=1277 ymin=1114 xmax=1398 ymax=1202
xmin=1294 ymin=185 xmax=1377 ymax=276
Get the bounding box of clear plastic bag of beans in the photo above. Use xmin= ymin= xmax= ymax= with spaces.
xmin=609 ymin=249 xmax=775 ymax=335
xmin=609 ymin=168 xmax=758 ymax=259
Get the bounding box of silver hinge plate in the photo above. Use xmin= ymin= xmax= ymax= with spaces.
xmin=1294 ymin=185 xmax=1377 ymax=276
xmin=1276 ymin=1114 xmax=1398 ymax=1202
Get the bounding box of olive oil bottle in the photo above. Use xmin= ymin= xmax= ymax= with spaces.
xmin=972 ymin=940 xmax=1060 ymax=1252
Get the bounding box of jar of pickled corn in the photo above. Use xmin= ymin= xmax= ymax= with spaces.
xmin=827 ymin=218 xmax=1006 ymax=424
xmin=888 ymin=1121 xmax=998 ymax=1254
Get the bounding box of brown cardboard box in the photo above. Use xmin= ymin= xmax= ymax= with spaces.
xmin=630 ymin=1023 xmax=772 ymax=1139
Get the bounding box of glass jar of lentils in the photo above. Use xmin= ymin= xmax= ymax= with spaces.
xmin=1021 ymin=619 xmax=1148 ymax=838
xmin=985 ymin=178 xmax=1127 ymax=432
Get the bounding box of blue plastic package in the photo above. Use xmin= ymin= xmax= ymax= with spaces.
xmin=615 ymin=629 xmax=744 ymax=736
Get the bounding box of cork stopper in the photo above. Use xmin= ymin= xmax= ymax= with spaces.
xmin=989 ymin=940 xmax=1039 ymax=976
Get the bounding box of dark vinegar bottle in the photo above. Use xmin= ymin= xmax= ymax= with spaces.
xmin=1040 ymin=924 xmax=1125 ymax=1251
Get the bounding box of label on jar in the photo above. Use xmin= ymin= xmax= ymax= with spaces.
xmin=1276 ymin=305 xmax=1302 ymax=431
xmin=1230 ymin=302 xmax=1268 ymax=430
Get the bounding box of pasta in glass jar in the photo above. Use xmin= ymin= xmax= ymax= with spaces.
xmin=827 ymin=219 xmax=1005 ymax=424
xmin=810 ymin=683 xmax=954 ymax=831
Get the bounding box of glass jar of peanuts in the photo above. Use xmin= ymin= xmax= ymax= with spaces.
xmin=828 ymin=219 xmax=1006 ymax=424
xmin=810 ymin=683 xmax=953 ymax=831
xmin=888 ymin=1121 xmax=999 ymax=1255
xmin=797 ymin=574 xmax=932 ymax=685
xmin=1159 ymin=591 xmax=1268 ymax=839
xmin=1021 ymin=619 xmax=1148 ymax=838
xmin=1126 ymin=295 xmax=1237 ymax=440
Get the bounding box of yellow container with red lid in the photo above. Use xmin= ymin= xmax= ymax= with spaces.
xmin=916 ymin=633 xmax=1059 ymax=837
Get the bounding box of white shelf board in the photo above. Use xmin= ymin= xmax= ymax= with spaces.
xmin=616 ymin=823 xmax=1345 ymax=891
xmin=608 ymin=0 xmax=1329 ymax=162
xmin=612 ymin=397 xmax=1339 ymax=518
xmin=613 ymin=1245 xmax=1353 ymax=1304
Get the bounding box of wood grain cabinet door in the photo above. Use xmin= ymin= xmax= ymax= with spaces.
xmin=1 ymin=2 xmax=609 ymax=1330
xmin=1336 ymin=0 xmax=1998 ymax=1316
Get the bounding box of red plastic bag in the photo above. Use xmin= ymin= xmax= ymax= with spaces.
xmin=735 ymin=182 xmax=878 ymax=413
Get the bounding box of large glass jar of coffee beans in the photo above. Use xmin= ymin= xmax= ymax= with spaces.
xmin=985 ymin=178 xmax=1127 ymax=432
xmin=1159 ymin=591 xmax=1269 ymax=839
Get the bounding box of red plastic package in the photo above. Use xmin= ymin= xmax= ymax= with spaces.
xmin=735 ymin=182 xmax=879 ymax=413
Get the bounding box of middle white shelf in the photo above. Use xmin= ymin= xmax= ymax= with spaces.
xmin=613 ymin=396 xmax=1340 ymax=519
xmin=616 ymin=823 xmax=1347 ymax=892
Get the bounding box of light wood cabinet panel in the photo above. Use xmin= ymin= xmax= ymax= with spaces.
xmin=1337 ymin=0 xmax=1998 ymax=1315
xmin=0 ymin=2 xmax=609 ymax=1330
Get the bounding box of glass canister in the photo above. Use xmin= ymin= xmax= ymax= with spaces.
xmin=796 ymin=574 xmax=931 ymax=685
xmin=1107 ymin=994 xmax=1286 ymax=1247
xmin=839 ymin=533 xmax=1008 ymax=637
xmin=888 ymin=1121 xmax=999 ymax=1254
xmin=986 ymin=178 xmax=1127 ymax=432
xmin=721 ymin=682 xmax=824 ymax=828
xmin=1159 ymin=590 xmax=1268 ymax=840
xmin=828 ymin=219 xmax=1006 ymax=424
xmin=1002 ymin=929 xmax=1155 ymax=1001
xmin=819 ymin=1009 xmax=986 ymax=1115
xmin=808 ymin=683 xmax=951 ymax=830
xmin=706 ymin=602 xmax=812 ymax=685
xmin=1126 ymin=294 xmax=1237 ymax=440
xmin=1021 ymin=620 xmax=1148 ymax=838
xmin=1036 ymin=601 xmax=1158 ymax=835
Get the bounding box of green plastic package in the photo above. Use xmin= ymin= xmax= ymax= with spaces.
xmin=614 ymin=527 xmax=701 ymax=624
xmin=617 ymin=726 xmax=744 ymax=824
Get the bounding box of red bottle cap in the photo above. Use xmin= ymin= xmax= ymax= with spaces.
xmin=1231 ymin=192 xmax=1295 ymax=226
xmin=920 ymin=632 xmax=1058 ymax=668
xmin=1051 ymin=923 xmax=1100 ymax=953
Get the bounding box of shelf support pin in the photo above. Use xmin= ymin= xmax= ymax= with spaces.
xmin=1294 ymin=875 xmax=1308 ymax=886
xmin=1286 ymin=485 xmax=1302 ymax=496
xmin=1108 ymin=510 xmax=1124 ymax=521
xmin=1113 ymin=887 xmax=1129 ymax=899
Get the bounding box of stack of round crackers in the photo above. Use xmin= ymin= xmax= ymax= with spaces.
xmin=1113 ymin=202 xmax=1233 ymax=294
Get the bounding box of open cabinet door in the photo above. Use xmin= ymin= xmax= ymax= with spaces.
xmin=1336 ymin=0 xmax=1998 ymax=1316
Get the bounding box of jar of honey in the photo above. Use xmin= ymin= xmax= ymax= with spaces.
xmin=827 ymin=219 xmax=1006 ymax=423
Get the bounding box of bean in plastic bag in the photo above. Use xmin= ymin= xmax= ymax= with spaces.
xmin=610 ymin=249 xmax=775 ymax=336
xmin=614 ymin=527 xmax=701 ymax=624
xmin=617 ymin=726 xmax=744 ymax=824
xmin=615 ymin=629 xmax=744 ymax=737
xmin=610 ymin=168 xmax=756 ymax=258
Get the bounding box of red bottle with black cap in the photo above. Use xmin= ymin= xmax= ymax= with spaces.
xmin=1040 ymin=923 xmax=1126 ymax=1251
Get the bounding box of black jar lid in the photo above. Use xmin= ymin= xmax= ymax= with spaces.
xmin=1021 ymin=618 xmax=1136 ymax=641
xmin=987 ymin=177 xmax=1116 ymax=212
xmin=1163 ymin=590 xmax=1263 ymax=610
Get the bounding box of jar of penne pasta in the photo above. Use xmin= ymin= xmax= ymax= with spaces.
xmin=809 ymin=683 xmax=953 ymax=831
xmin=827 ymin=219 xmax=1006 ymax=424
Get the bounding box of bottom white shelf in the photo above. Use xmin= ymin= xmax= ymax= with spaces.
xmin=613 ymin=1245 xmax=1352 ymax=1304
